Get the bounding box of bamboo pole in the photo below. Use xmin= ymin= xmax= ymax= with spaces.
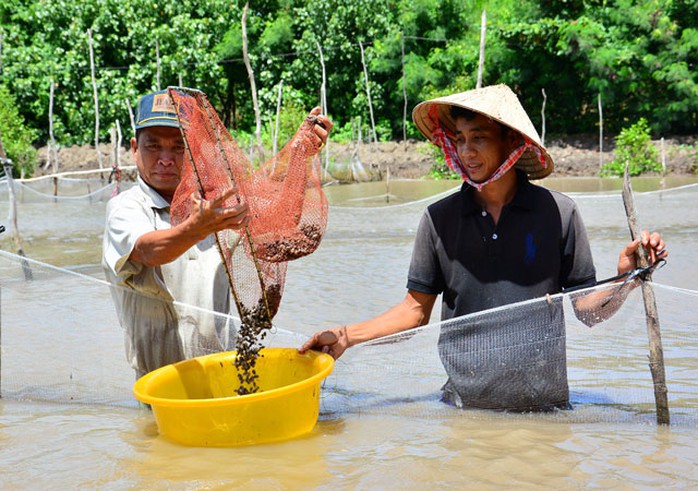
xmin=476 ymin=9 xmax=487 ymax=89
xmin=273 ymin=79 xmax=283 ymax=158
xmin=622 ymin=164 xmax=670 ymax=425
xmin=0 ymin=130 xmax=33 ymax=281
xmin=242 ymin=2 xmax=263 ymax=162
xmin=88 ymin=29 xmax=103 ymax=170
xmin=47 ymin=80 xmax=59 ymax=172
xmin=359 ymin=41 xmax=377 ymax=146
xmin=116 ymin=119 xmax=122 ymax=168
xmin=598 ymin=93 xmax=604 ymax=169
xmin=0 ymin=284 xmax=2 ymax=398
xmin=155 ymin=40 xmax=161 ymax=91
xmin=110 ymin=125 xmax=117 ymax=171
xmin=316 ymin=41 xmax=329 ymax=177
xmin=49 ymin=80 xmax=59 ymax=197
xmin=401 ymin=32 xmax=407 ymax=147
xmin=660 ymin=137 xmax=666 ymax=175
xmin=125 ymin=98 xmax=136 ymax=136
xmin=19 ymin=166 xmax=136 ymax=182
xmin=540 ymin=88 xmax=547 ymax=146
xmin=0 ymin=39 xmax=4 ymax=390
xmin=111 ymin=120 xmax=122 ymax=195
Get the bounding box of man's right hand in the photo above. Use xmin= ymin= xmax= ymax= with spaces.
xmin=298 ymin=326 xmax=350 ymax=360
xmin=130 ymin=187 xmax=250 ymax=268
xmin=188 ymin=187 xmax=249 ymax=236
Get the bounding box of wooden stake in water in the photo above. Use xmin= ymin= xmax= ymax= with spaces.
xmin=0 ymin=132 xmax=33 ymax=281
xmin=0 ymin=285 xmax=2 ymax=398
xmin=622 ymin=165 xmax=669 ymax=425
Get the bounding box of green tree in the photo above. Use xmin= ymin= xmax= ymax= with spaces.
xmin=601 ymin=118 xmax=661 ymax=177
xmin=1 ymin=0 xmax=698 ymax=158
xmin=0 ymin=84 xmax=38 ymax=176
xmin=1 ymin=0 xmax=231 ymax=144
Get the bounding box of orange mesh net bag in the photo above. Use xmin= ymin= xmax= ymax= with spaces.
xmin=167 ymin=87 xmax=328 ymax=394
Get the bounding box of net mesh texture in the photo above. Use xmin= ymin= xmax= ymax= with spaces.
xmin=1 ymin=183 xmax=697 ymax=426
xmin=167 ymin=87 xmax=327 ymax=393
xmin=0 ymin=250 xmax=696 ymax=426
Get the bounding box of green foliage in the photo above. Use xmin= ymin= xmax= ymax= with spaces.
xmin=1 ymin=0 xmax=230 ymax=144
xmin=326 ymin=120 xmax=358 ymax=145
xmin=0 ymin=84 xmax=38 ymax=176
xmin=600 ymin=118 xmax=662 ymax=177
xmin=1 ymin=0 xmax=697 ymax=178
xmin=422 ymin=144 xmax=458 ymax=180
xmin=259 ymin=95 xmax=309 ymax=149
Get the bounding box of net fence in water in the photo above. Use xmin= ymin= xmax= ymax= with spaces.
xmin=0 ymin=174 xmax=135 ymax=204
xmin=0 ymin=250 xmax=696 ymax=426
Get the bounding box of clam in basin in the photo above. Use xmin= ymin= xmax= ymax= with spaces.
xmin=133 ymin=348 xmax=334 ymax=447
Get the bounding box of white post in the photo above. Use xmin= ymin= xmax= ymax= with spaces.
xmin=598 ymin=93 xmax=603 ymax=169
xmin=359 ymin=41 xmax=377 ymax=145
xmin=110 ymin=125 xmax=117 ymax=173
xmin=242 ymin=2 xmax=262 ymax=157
xmin=273 ymin=79 xmax=283 ymax=157
xmin=401 ymin=32 xmax=407 ymax=147
xmin=661 ymin=137 xmax=666 ymax=175
xmin=126 ymin=99 xmax=136 ymax=136
xmin=48 ymin=80 xmax=59 ymax=173
xmin=0 ymin=132 xmax=32 ymax=280
xmin=155 ymin=40 xmax=161 ymax=91
xmin=476 ymin=9 xmax=487 ymax=89
xmin=316 ymin=41 xmax=329 ymax=175
xmin=88 ymin=29 xmax=103 ymax=169
xmin=540 ymin=88 xmax=547 ymax=147
xmin=116 ymin=119 xmax=122 ymax=169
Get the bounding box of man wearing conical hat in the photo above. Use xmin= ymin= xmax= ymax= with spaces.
xmin=301 ymin=84 xmax=667 ymax=411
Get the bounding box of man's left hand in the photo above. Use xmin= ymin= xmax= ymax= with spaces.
xmin=617 ymin=230 xmax=667 ymax=275
xmin=307 ymin=106 xmax=333 ymax=151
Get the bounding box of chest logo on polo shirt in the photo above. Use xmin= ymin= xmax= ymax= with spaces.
xmin=524 ymin=232 xmax=538 ymax=265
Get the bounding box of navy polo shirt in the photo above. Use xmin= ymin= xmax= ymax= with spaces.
xmin=407 ymin=170 xmax=596 ymax=321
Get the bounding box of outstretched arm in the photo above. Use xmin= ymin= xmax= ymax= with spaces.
xmin=573 ymin=230 xmax=667 ymax=326
xmin=298 ymin=290 xmax=437 ymax=359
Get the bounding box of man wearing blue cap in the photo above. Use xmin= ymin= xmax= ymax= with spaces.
xmin=102 ymin=89 xmax=251 ymax=379
xmin=103 ymin=89 xmax=331 ymax=379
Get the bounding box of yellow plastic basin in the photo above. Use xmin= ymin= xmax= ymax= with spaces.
xmin=133 ymin=348 xmax=334 ymax=447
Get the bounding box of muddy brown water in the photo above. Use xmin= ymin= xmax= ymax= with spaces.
xmin=0 ymin=176 xmax=697 ymax=489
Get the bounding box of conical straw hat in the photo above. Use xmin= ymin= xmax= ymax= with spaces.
xmin=412 ymin=84 xmax=553 ymax=179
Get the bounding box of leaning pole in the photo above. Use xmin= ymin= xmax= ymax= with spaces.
xmin=622 ymin=164 xmax=670 ymax=425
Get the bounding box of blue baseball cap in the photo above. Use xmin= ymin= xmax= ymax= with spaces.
xmin=135 ymin=90 xmax=180 ymax=130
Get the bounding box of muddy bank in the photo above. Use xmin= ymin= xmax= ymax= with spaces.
xmin=36 ymin=135 xmax=697 ymax=180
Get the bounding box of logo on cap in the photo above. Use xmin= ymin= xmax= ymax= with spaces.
xmin=150 ymin=93 xmax=177 ymax=114
xmin=135 ymin=90 xmax=181 ymax=130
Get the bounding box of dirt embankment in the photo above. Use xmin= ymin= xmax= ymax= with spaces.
xmin=35 ymin=135 xmax=697 ymax=180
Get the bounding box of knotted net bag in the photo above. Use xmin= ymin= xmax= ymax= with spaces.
xmin=167 ymin=87 xmax=327 ymax=393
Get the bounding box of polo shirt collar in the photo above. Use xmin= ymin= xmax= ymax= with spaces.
xmin=460 ymin=169 xmax=535 ymax=215
xmin=137 ymin=176 xmax=170 ymax=210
